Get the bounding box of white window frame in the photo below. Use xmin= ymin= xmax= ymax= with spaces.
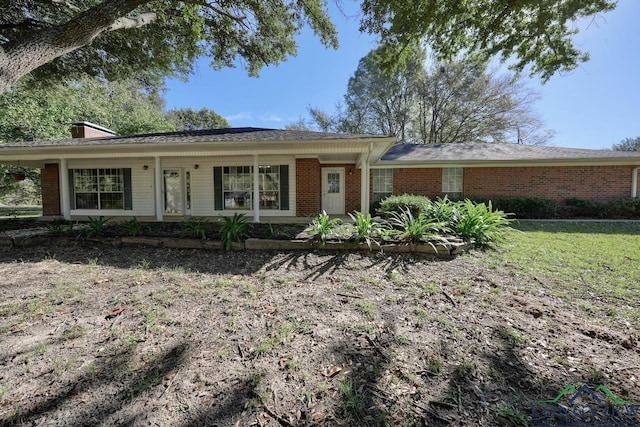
xmin=442 ymin=167 xmax=463 ymax=198
xmin=73 ymin=168 xmax=125 ymax=210
xmin=222 ymin=165 xmax=281 ymax=210
xmin=372 ymin=168 xmax=394 ymax=203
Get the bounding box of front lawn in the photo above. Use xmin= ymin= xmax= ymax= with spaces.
xmin=498 ymin=221 xmax=640 ymax=323
xmin=0 ymin=206 xmax=42 ymax=218
xmin=0 ymin=221 xmax=638 ymax=426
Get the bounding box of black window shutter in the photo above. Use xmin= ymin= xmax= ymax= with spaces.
xmin=68 ymin=169 xmax=76 ymax=210
xmin=213 ymin=167 xmax=223 ymax=210
xmin=280 ymin=165 xmax=289 ymax=210
xmin=123 ymin=168 xmax=133 ymax=210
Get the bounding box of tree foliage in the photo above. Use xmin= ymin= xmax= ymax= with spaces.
xmin=0 ymin=0 xmax=338 ymax=94
xmin=304 ymin=48 xmax=553 ymax=145
xmin=359 ymin=0 xmax=617 ymax=82
xmin=165 ymin=108 xmax=229 ymax=131
xmin=0 ymin=1 xmax=618 ymax=94
xmin=0 ymin=75 xmax=175 ymax=200
xmin=0 ymin=76 xmax=173 ymax=143
xmin=612 ymin=137 xmax=640 ymax=152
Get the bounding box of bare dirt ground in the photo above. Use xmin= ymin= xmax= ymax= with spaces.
xmin=0 ymin=238 xmax=639 ymax=426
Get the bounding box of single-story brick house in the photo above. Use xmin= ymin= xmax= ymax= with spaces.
xmin=1 ymin=122 xmax=639 ymax=221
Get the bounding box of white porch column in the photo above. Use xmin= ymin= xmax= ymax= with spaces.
xmin=155 ymin=156 xmax=163 ymax=221
xmin=253 ymin=154 xmax=260 ymax=222
xmin=360 ymin=160 xmax=370 ymax=215
xmin=60 ymin=158 xmax=71 ymax=220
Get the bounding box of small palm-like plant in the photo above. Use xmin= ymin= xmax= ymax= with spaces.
xmin=47 ymin=218 xmax=67 ymax=235
xmin=306 ymin=211 xmax=342 ymax=244
xmin=454 ymin=200 xmax=513 ymax=246
xmin=347 ymin=211 xmax=384 ymax=250
xmin=182 ymin=217 xmax=209 ymax=239
xmin=387 ymin=208 xmax=449 ymax=244
xmin=432 ymin=196 xmax=462 ymax=224
xmin=124 ymin=217 xmax=143 ymax=237
xmin=85 ymin=216 xmax=111 ymax=238
xmin=219 ymin=213 xmax=249 ymax=250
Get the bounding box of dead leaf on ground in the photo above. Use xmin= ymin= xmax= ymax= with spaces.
xmin=164 ymin=369 xmax=177 ymax=385
xmin=94 ymin=278 xmax=111 ymax=284
xmin=323 ymin=365 xmax=342 ymax=378
xmin=105 ymin=307 xmax=124 ymax=319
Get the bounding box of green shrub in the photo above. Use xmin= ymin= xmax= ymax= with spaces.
xmin=562 ymin=198 xmax=607 ymax=218
xmin=454 ymin=200 xmax=513 ymax=246
xmin=470 ymin=197 xmax=555 ymax=219
xmin=219 ymin=213 xmax=249 ymax=250
xmin=560 ymin=198 xmax=640 ymax=219
xmin=306 ymin=211 xmax=342 ymax=244
xmin=378 ymin=194 xmax=434 ymax=218
xmin=609 ymin=198 xmax=640 ymax=218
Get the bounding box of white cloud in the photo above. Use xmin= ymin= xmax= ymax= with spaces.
xmin=225 ymin=112 xmax=253 ymax=122
xmin=259 ymin=113 xmax=283 ymax=123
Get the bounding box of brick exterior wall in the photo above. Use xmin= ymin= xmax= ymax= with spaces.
xmin=296 ymin=158 xmax=321 ymax=215
xmin=70 ymin=123 xmax=115 ymax=138
xmin=463 ymin=165 xmax=635 ymax=202
xmin=41 ymin=163 xmax=61 ymax=216
xmin=295 ymin=159 xmax=362 ymax=216
xmin=392 ymin=168 xmax=441 ymax=198
xmin=335 ymin=163 xmax=361 ymax=214
xmin=381 ymin=165 xmax=635 ymax=203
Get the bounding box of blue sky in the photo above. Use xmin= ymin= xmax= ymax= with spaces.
xmin=164 ymin=0 xmax=640 ymax=150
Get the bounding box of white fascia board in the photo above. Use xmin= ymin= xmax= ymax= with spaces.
xmin=0 ymin=141 xmax=376 ymax=161
xmin=372 ymin=158 xmax=640 ymax=168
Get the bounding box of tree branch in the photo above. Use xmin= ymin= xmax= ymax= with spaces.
xmin=182 ymin=0 xmax=247 ymax=23
xmin=109 ymin=12 xmax=157 ymax=31
xmin=0 ymin=19 xmax=49 ymax=31
xmin=50 ymin=0 xmax=82 ymax=13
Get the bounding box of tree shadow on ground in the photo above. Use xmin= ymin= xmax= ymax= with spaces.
xmin=182 ymin=375 xmax=259 ymax=427
xmin=327 ymin=332 xmax=395 ymax=426
xmin=1 ymin=343 xmax=188 ymax=427
xmin=0 ymin=242 xmax=455 ymax=281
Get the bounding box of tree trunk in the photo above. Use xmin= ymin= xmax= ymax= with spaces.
xmin=0 ymin=0 xmax=150 ymax=94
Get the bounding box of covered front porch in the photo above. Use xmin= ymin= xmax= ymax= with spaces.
xmin=0 ymin=127 xmax=396 ymax=222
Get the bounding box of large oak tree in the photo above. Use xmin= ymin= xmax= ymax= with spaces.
xmin=0 ymin=0 xmax=618 ymax=94
xmin=361 ymin=0 xmax=617 ymax=82
xmin=0 ymin=0 xmax=338 ymax=93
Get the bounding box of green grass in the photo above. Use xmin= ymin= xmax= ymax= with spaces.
xmin=484 ymin=220 xmax=640 ymax=322
xmin=0 ymin=207 xmax=42 ymax=218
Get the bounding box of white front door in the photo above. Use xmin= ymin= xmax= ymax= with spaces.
xmin=321 ymin=167 xmax=345 ymax=215
xmin=163 ymin=169 xmax=183 ymax=215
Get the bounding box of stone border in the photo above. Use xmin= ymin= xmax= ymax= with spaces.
xmin=1 ymin=234 xmax=473 ymax=255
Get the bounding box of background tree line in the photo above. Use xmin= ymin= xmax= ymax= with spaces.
xmin=0 ymin=76 xmax=228 ymax=203
xmin=289 ymin=47 xmax=554 ymax=145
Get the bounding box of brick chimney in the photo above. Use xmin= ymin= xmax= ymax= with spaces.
xmin=70 ymin=121 xmax=116 ymax=138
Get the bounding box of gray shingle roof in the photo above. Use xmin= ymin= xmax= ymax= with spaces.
xmin=1 ymin=127 xmax=388 ymax=148
xmin=380 ymin=143 xmax=640 ymax=162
